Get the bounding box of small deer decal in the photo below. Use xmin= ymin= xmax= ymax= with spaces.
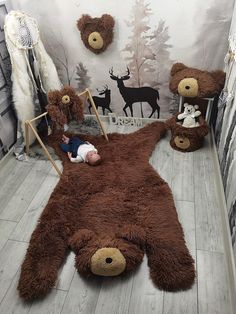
xmin=89 ymin=85 xmax=112 ymax=115
xmin=109 ymin=68 xmax=160 ymax=118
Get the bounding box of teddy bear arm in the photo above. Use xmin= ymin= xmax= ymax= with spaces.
xmin=46 ymin=105 xmax=67 ymax=127
xmin=18 ymin=222 xmax=68 ymax=300
xmin=177 ymin=113 xmax=186 ymax=120
xmin=71 ymin=98 xmax=84 ymax=122
xmin=194 ymin=110 xmax=201 ymax=117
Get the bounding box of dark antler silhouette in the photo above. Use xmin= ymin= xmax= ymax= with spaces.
xmin=89 ymin=85 xmax=112 ymax=115
xmin=109 ymin=68 xmax=160 ymax=118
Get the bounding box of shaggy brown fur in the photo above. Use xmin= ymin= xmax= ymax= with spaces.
xmin=46 ymin=86 xmax=84 ymax=129
xmin=77 ymin=14 xmax=115 ymax=54
xmin=18 ymin=121 xmax=195 ymax=300
xmin=169 ymin=63 xmax=225 ymax=116
xmin=166 ymin=114 xmax=209 ymax=152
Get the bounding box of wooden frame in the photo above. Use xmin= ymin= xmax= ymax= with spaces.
xmin=25 ymin=88 xmax=108 ymax=176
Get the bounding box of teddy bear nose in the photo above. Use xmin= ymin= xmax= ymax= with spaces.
xmin=88 ymin=31 xmax=104 ymax=50
xmin=178 ymin=78 xmax=198 ymax=97
xmin=91 ymin=248 xmax=126 ymax=276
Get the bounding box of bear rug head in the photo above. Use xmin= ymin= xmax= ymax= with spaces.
xmin=18 ymin=121 xmax=195 ymax=300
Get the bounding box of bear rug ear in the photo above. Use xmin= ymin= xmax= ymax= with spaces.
xmin=117 ymin=224 xmax=146 ymax=249
xmin=68 ymin=229 xmax=95 ymax=253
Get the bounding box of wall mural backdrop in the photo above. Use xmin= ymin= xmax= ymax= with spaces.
xmin=9 ymin=0 xmax=234 ymax=120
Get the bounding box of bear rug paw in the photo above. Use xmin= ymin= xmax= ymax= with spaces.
xmin=18 ymin=268 xmax=57 ymax=300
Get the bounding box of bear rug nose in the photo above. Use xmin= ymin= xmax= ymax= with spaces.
xmin=91 ymin=248 xmax=126 ymax=276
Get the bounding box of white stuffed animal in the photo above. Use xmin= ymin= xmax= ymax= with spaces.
xmin=178 ymin=103 xmax=201 ymax=128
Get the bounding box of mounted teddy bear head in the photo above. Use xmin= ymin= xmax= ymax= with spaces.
xmin=169 ymin=63 xmax=225 ymax=98
xmin=178 ymin=103 xmax=201 ymax=128
xmin=77 ymin=14 xmax=115 ymax=54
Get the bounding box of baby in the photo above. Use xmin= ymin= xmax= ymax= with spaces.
xmin=60 ymin=134 xmax=101 ymax=166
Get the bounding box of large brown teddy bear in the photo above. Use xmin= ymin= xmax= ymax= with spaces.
xmin=169 ymin=63 xmax=225 ymax=117
xmin=46 ymin=85 xmax=84 ymax=130
xmin=18 ymin=121 xmax=195 ymax=300
xmin=77 ymin=14 xmax=115 ymax=54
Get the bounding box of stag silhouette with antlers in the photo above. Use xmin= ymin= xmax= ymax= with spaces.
xmin=89 ymin=85 xmax=112 ymax=115
xmin=109 ymin=68 xmax=160 ymax=118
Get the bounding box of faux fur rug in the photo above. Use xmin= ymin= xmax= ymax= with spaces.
xmin=18 ymin=121 xmax=195 ymax=300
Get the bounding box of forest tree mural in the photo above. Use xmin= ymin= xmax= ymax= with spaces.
xmin=8 ymin=0 xmax=234 ymax=118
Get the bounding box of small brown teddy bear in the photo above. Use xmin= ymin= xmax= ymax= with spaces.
xmin=77 ymin=14 xmax=115 ymax=54
xmin=46 ymin=85 xmax=84 ymax=130
xmin=169 ymin=63 xmax=225 ymax=116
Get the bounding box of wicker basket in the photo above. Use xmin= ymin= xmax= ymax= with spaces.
xmin=166 ymin=113 xmax=209 ymax=152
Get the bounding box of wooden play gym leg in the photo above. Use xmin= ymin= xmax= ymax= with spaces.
xmin=25 ymin=119 xmax=62 ymax=176
xmin=78 ymin=89 xmax=108 ymax=141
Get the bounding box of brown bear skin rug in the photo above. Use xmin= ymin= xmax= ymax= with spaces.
xmin=18 ymin=121 xmax=195 ymax=300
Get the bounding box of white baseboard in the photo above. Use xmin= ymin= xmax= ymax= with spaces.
xmin=211 ymin=128 xmax=236 ymax=313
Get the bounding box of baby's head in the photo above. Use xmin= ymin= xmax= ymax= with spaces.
xmin=86 ymin=151 xmax=102 ymax=166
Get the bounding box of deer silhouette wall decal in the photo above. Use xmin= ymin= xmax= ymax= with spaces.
xmin=89 ymin=85 xmax=112 ymax=115
xmin=109 ymin=68 xmax=160 ymax=118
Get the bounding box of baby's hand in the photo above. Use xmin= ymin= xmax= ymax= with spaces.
xmin=67 ymin=152 xmax=72 ymax=159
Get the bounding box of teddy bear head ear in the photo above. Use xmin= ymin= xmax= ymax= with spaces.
xmin=183 ymin=103 xmax=189 ymax=108
xmin=170 ymin=63 xmax=188 ymax=76
xmin=117 ymin=224 xmax=146 ymax=249
xmin=210 ymin=70 xmax=226 ymax=91
xmin=77 ymin=14 xmax=93 ymax=32
xmin=194 ymin=105 xmax=199 ymax=109
xmin=100 ymin=14 xmax=115 ymax=29
xmin=68 ymin=229 xmax=96 ymax=254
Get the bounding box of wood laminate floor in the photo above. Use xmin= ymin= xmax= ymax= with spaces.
xmin=0 ymin=122 xmax=233 ymax=314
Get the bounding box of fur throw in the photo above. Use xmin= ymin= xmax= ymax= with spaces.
xmin=18 ymin=121 xmax=195 ymax=300
xmin=4 ymin=11 xmax=61 ymax=144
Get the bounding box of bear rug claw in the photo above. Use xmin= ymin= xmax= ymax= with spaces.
xmin=18 ymin=121 xmax=195 ymax=300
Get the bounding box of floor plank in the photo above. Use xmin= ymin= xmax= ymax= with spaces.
xmin=95 ymin=276 xmax=133 ymax=314
xmin=171 ymin=150 xmax=194 ymax=202
xmin=29 ymin=289 xmax=67 ymax=314
xmin=0 ymin=159 xmax=35 ymax=215
xmin=197 ymin=250 xmax=232 ymax=314
xmin=194 ymin=135 xmax=224 ymax=253
xmin=61 ymin=273 xmax=102 ymax=314
xmin=0 ymin=271 xmax=32 ymax=314
xmin=9 ymin=164 xmax=61 ymax=242
xmin=128 ymin=256 xmax=164 ymax=314
xmin=163 ymin=200 xmax=197 ymax=314
xmin=0 ymin=240 xmax=28 ymax=303
xmin=55 ymin=252 xmax=76 ymax=291
xmin=0 ymin=220 xmax=17 ymax=252
xmin=0 ymin=160 xmax=51 ymax=222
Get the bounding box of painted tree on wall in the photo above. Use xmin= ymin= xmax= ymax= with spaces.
xmin=149 ymin=19 xmax=174 ymax=116
xmin=122 ymin=0 xmax=156 ymax=117
xmin=194 ymin=0 xmax=233 ymax=69
xmin=75 ymin=62 xmax=91 ymax=92
xmin=42 ymin=29 xmax=76 ymax=86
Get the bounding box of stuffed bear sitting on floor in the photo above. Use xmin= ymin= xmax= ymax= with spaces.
xmin=178 ymin=103 xmax=201 ymax=128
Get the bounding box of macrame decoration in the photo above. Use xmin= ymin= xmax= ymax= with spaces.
xmin=77 ymin=14 xmax=115 ymax=54
xmin=46 ymin=86 xmax=84 ymax=130
xmin=4 ymin=10 xmax=61 ymax=152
